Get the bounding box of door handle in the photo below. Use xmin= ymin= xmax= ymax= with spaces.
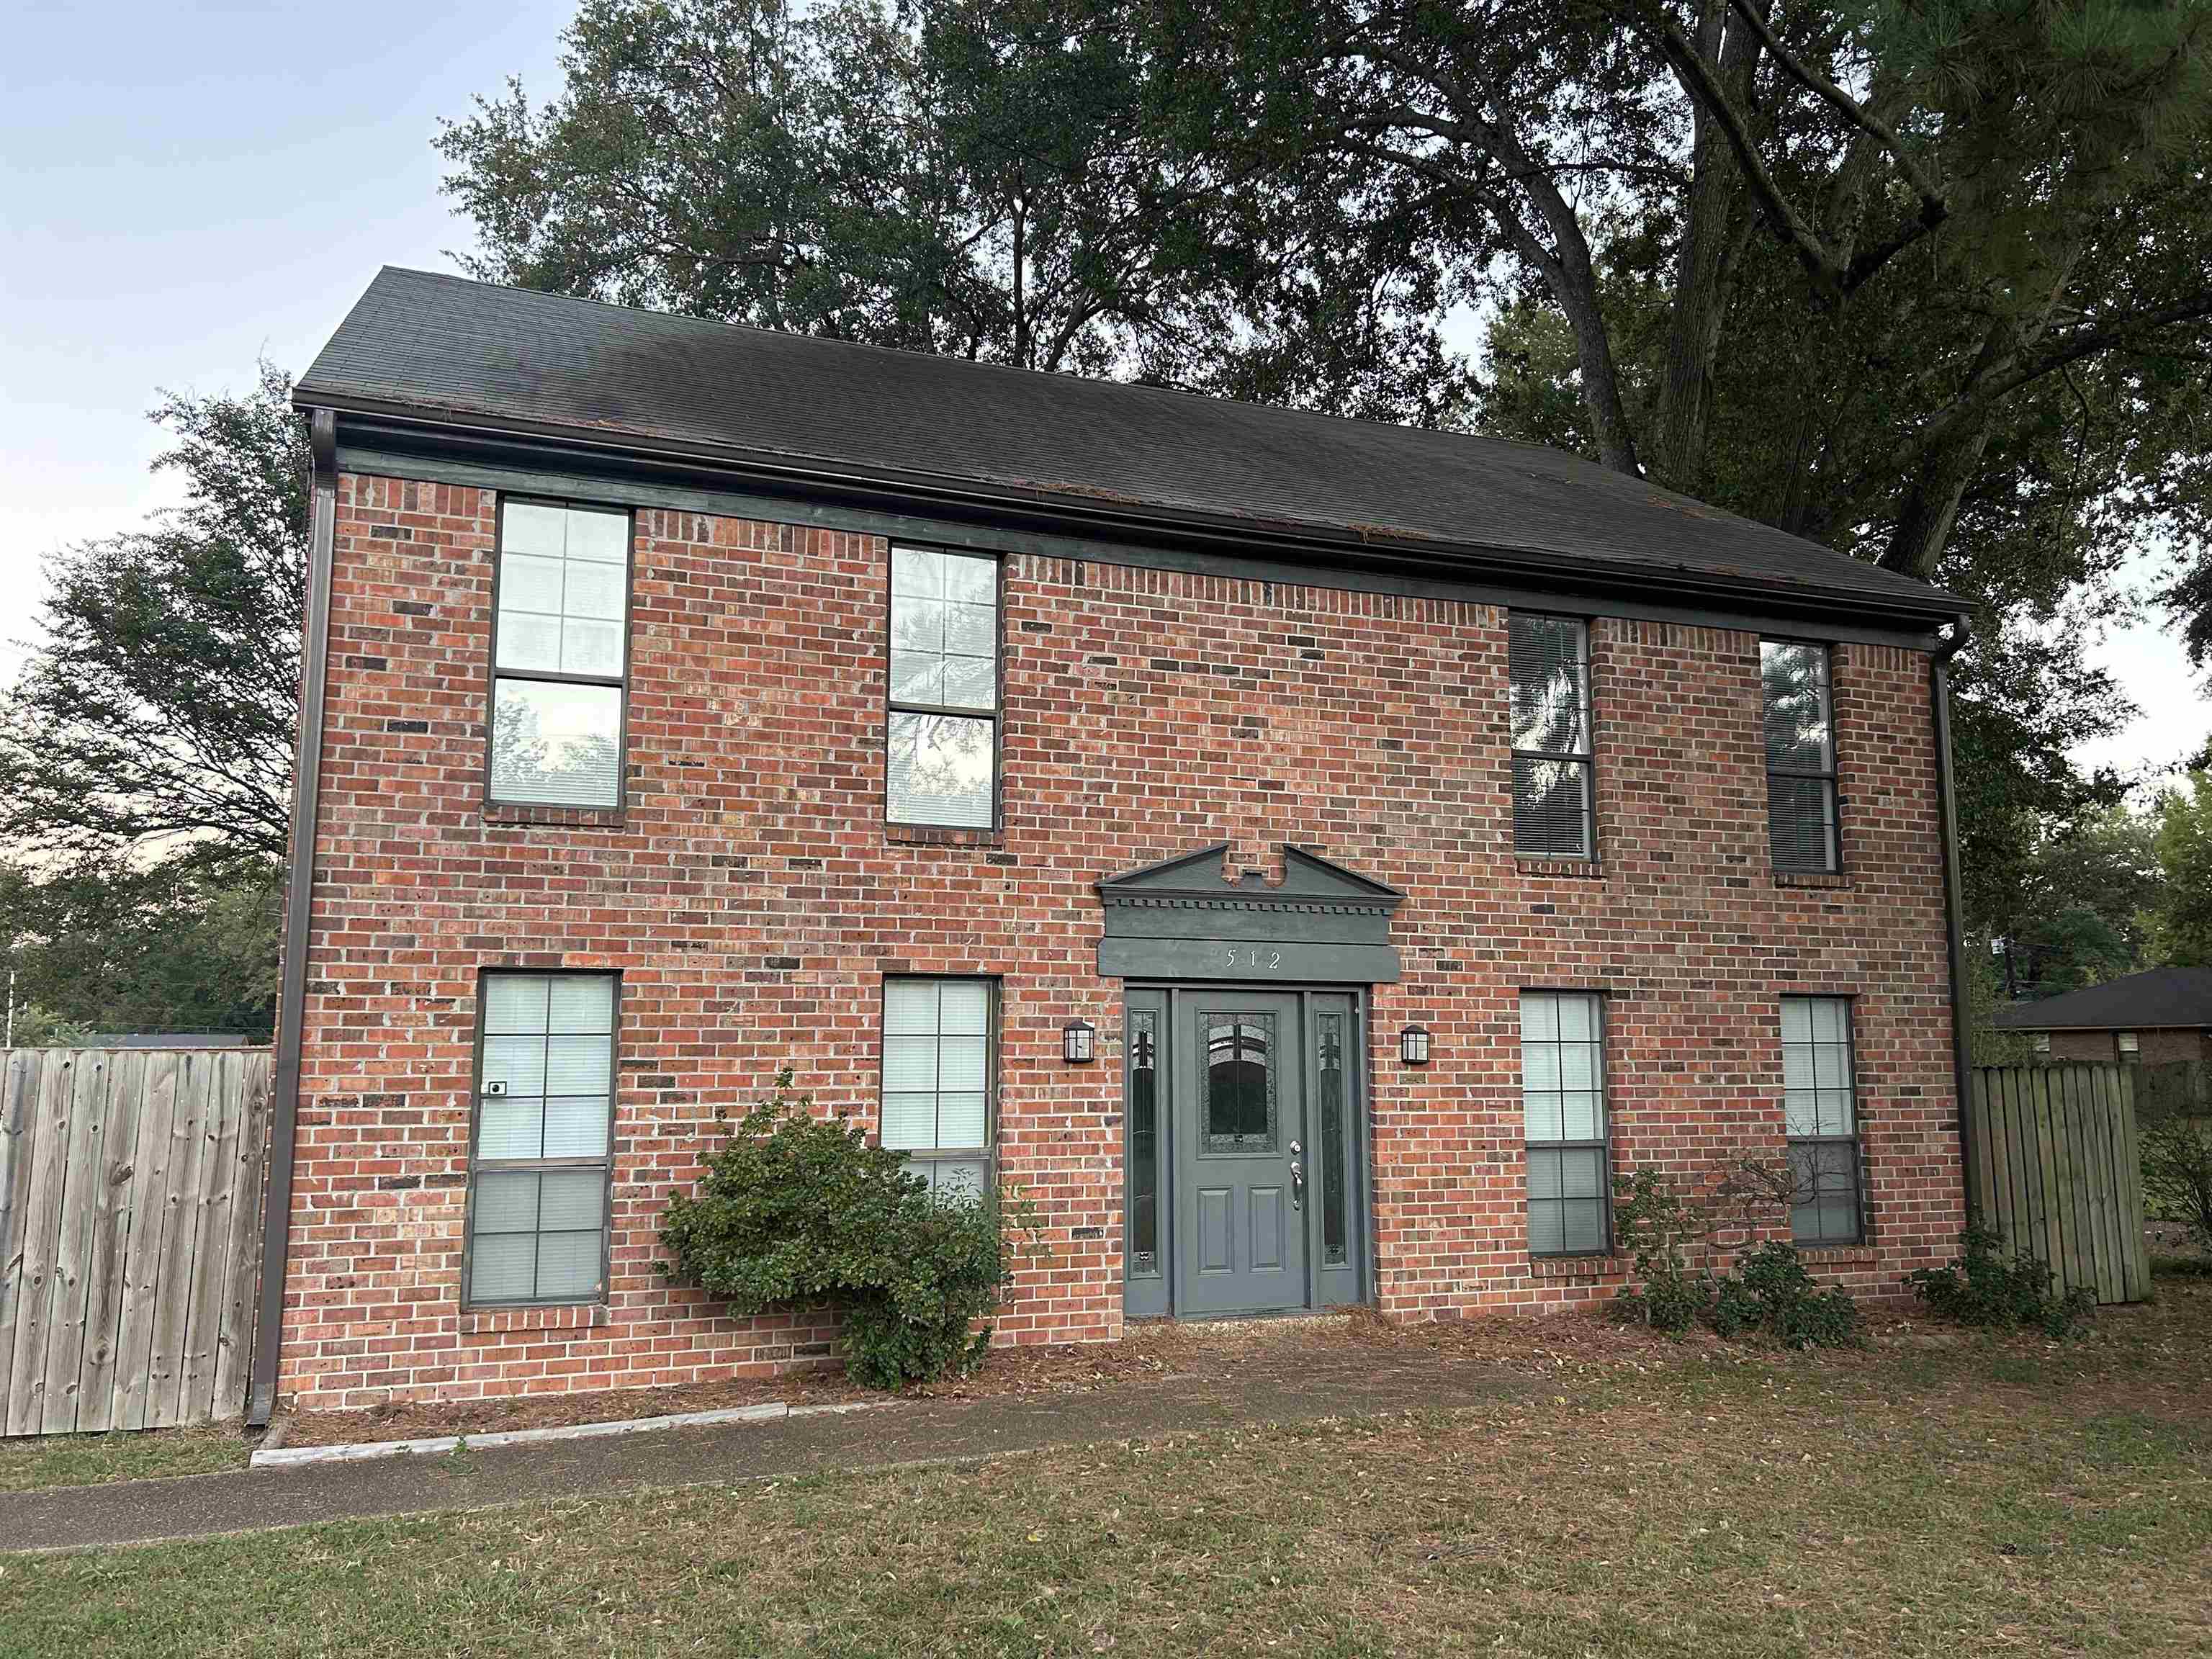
xmin=1289 ymin=1159 xmax=1303 ymax=1210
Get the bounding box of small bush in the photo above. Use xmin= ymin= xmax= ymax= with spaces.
xmin=1609 ymin=1168 xmax=1713 ymax=1333
xmin=659 ymin=1069 xmax=1036 ymax=1388
xmin=1905 ymin=1222 xmax=2095 ymax=1339
xmin=1712 ymin=1241 xmax=1861 ymax=1348
xmin=2141 ymin=1115 xmax=2212 ymax=1253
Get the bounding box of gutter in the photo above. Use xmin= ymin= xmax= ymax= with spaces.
xmin=247 ymin=408 xmax=338 ymax=1426
xmin=297 ymin=394 xmax=1967 ymax=637
xmin=1929 ymin=613 xmax=1977 ymax=1220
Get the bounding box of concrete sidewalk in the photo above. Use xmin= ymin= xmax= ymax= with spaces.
xmin=0 ymin=1344 xmax=1522 ymax=1554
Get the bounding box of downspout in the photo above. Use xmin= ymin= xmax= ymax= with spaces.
xmin=1930 ymin=613 xmax=1976 ymax=1222
xmin=247 ymin=408 xmax=337 ymax=1427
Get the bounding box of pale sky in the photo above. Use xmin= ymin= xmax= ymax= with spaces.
xmin=3 ymin=1 xmax=2206 ymax=780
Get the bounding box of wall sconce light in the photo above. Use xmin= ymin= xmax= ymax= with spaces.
xmin=1063 ymin=1020 xmax=1097 ymax=1064
xmin=1399 ymin=1024 xmax=1432 ymax=1066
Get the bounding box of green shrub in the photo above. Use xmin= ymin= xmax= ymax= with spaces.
xmin=659 ymin=1069 xmax=1036 ymax=1388
xmin=1609 ymin=1168 xmax=1713 ymax=1333
xmin=1712 ymin=1241 xmax=1861 ymax=1348
xmin=1905 ymin=1222 xmax=2095 ymax=1339
xmin=2141 ymin=1115 xmax=2212 ymax=1252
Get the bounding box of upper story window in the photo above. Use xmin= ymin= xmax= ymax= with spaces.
xmin=1761 ymin=640 xmax=1839 ymax=873
xmin=888 ymin=546 xmax=999 ymax=829
xmin=490 ymin=500 xmax=631 ymax=809
xmin=1509 ymin=614 xmax=1595 ymax=859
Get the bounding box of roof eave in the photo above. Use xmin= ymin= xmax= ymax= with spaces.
xmin=292 ymin=385 xmax=1969 ymax=631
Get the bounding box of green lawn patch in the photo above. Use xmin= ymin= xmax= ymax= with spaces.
xmin=6 ymin=1295 xmax=2210 ymax=1658
xmin=0 ymin=1424 xmax=249 ymax=1494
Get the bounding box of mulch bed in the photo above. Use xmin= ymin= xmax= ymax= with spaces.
xmin=280 ymin=1246 xmax=2212 ymax=1449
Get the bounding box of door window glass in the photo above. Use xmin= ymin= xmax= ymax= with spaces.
xmin=1202 ymin=1012 xmax=1277 ymax=1154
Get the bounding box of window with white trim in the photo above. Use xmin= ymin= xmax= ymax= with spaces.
xmin=1781 ymin=995 xmax=1862 ymax=1246
xmin=1761 ymin=640 xmax=1840 ymax=873
xmin=1521 ymin=991 xmax=1609 ymax=1254
xmin=881 ymin=978 xmax=996 ymax=1198
xmin=2117 ymin=1030 xmax=2141 ymax=1058
xmin=1509 ymin=614 xmax=1595 ymax=858
xmin=490 ymin=500 xmax=630 ymax=809
xmin=888 ymin=546 xmax=998 ymax=827
xmin=468 ymin=973 xmax=618 ymax=1304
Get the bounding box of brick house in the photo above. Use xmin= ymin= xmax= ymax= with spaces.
xmin=1991 ymin=967 xmax=2212 ymax=1064
xmin=246 ymin=268 xmax=1976 ymax=1418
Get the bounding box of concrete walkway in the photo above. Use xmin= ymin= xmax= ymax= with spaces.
xmin=0 ymin=1345 xmax=1524 ymax=1554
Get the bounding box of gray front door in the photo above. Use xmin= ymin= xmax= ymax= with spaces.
xmin=1174 ymin=990 xmax=1308 ymax=1316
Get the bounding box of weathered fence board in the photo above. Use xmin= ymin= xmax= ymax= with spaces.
xmin=6 ymin=1054 xmax=76 ymax=1435
xmin=0 ymin=1054 xmax=40 ymax=1410
xmin=74 ymin=1052 xmax=146 ymax=1434
xmin=0 ymin=1049 xmax=272 ymax=1436
xmin=111 ymin=1051 xmax=181 ymax=1433
xmin=1968 ymin=1063 xmax=2148 ymax=1305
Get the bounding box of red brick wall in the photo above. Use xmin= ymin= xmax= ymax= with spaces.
xmin=2046 ymin=1030 xmax=2122 ymax=1064
xmin=276 ymin=472 xmax=1964 ymax=1410
xmin=2041 ymin=1029 xmax=2209 ymax=1065
xmin=2139 ymin=1030 xmax=2212 ymax=1065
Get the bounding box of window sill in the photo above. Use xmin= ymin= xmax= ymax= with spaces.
xmin=1773 ymin=871 xmax=1850 ymax=890
xmin=459 ymin=1302 xmax=611 ymax=1337
xmin=1528 ymin=1252 xmax=1628 ymax=1281
xmin=1793 ymin=1244 xmax=1878 ymax=1267
xmin=1515 ymin=857 xmax=1604 ymax=880
xmin=485 ymin=801 xmax=627 ymax=830
xmin=887 ymin=822 xmax=1004 ymax=849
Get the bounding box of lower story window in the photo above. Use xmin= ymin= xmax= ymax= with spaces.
xmin=882 ymin=977 xmax=996 ymax=1198
xmin=1522 ymin=990 xmax=1609 ymax=1254
xmin=1781 ymin=994 xmax=1862 ymax=1245
xmin=467 ymin=972 xmax=618 ymax=1304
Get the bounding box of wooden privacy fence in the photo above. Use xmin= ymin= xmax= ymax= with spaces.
xmin=0 ymin=1049 xmax=273 ymax=1436
xmin=1968 ymin=1064 xmax=2148 ymax=1305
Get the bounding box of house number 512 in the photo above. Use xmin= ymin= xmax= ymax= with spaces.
xmin=1223 ymin=947 xmax=1283 ymax=969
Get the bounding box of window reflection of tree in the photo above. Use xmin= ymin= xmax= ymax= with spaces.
xmin=890 ymin=714 xmax=991 ymax=814
xmin=1510 ymin=617 xmax=1591 ymax=855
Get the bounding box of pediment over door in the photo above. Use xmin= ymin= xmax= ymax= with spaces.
xmin=1094 ymin=845 xmax=1403 ymax=983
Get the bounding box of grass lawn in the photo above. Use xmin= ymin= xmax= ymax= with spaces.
xmin=6 ymin=1277 xmax=2209 ymax=1657
xmin=0 ymin=1423 xmax=249 ymax=1493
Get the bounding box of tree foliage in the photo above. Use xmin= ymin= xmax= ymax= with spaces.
xmin=2146 ymin=771 xmax=2212 ymax=966
xmin=1989 ymin=804 xmax=2164 ymax=997
xmin=0 ymin=365 xmax=300 ymax=1039
xmin=438 ymin=0 xmax=1473 ymax=420
xmin=0 ymin=858 xmax=283 ymax=1040
xmin=0 ymin=362 xmax=304 ymax=866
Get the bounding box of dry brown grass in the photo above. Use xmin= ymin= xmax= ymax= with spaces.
xmin=9 ymin=1270 xmax=2208 ymax=1656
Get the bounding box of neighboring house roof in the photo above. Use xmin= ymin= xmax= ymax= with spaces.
xmin=1990 ymin=967 xmax=2212 ymax=1031
xmin=85 ymin=1032 xmax=259 ymax=1048
xmin=296 ymin=267 xmax=1964 ymax=626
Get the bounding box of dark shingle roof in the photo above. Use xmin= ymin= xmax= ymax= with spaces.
xmin=1990 ymin=967 xmax=2212 ymax=1030
xmin=297 ymin=267 xmax=1961 ymax=620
